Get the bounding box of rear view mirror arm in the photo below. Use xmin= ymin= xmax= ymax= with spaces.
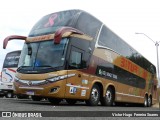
xmin=3 ymin=35 xmax=27 ymax=49
xmin=54 ymin=27 xmax=84 ymax=44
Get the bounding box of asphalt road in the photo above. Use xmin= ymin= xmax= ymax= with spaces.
xmin=0 ymin=97 xmax=160 ymax=120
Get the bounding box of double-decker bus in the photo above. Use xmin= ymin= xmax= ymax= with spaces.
xmin=0 ymin=50 xmax=21 ymax=98
xmin=3 ymin=10 xmax=158 ymax=106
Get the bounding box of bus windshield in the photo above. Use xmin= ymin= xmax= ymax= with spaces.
xmin=3 ymin=51 xmax=21 ymax=68
xmin=18 ymin=38 xmax=68 ymax=73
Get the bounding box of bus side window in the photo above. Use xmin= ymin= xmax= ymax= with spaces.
xmin=69 ymin=51 xmax=82 ymax=69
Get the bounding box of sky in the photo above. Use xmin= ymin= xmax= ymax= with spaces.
xmin=0 ymin=0 xmax=160 ymax=76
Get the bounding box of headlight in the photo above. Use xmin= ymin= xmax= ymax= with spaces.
xmin=14 ymin=77 xmax=19 ymax=82
xmin=47 ymin=74 xmax=72 ymax=83
xmin=47 ymin=76 xmax=61 ymax=82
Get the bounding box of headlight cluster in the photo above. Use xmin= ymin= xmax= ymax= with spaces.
xmin=14 ymin=77 xmax=47 ymax=86
xmin=46 ymin=74 xmax=76 ymax=83
xmin=46 ymin=75 xmax=68 ymax=82
xmin=14 ymin=77 xmax=19 ymax=82
xmin=14 ymin=74 xmax=76 ymax=85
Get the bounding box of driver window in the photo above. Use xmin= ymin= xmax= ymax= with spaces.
xmin=69 ymin=51 xmax=82 ymax=69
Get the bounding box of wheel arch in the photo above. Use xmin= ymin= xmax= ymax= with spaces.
xmin=104 ymin=84 xmax=116 ymax=98
xmin=94 ymin=82 xmax=104 ymax=100
xmin=144 ymin=92 xmax=148 ymax=98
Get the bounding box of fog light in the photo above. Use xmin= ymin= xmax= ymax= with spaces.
xmin=50 ymin=87 xmax=59 ymax=93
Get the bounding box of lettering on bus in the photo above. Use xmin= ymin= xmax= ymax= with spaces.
xmin=120 ymin=57 xmax=148 ymax=79
xmin=120 ymin=57 xmax=139 ymax=74
xmin=4 ymin=55 xmax=20 ymax=67
xmin=96 ymin=66 xmax=118 ymax=80
xmin=142 ymin=70 xmax=148 ymax=80
xmin=27 ymin=34 xmax=55 ymax=42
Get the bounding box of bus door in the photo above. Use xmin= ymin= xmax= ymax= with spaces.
xmin=65 ymin=46 xmax=87 ymax=98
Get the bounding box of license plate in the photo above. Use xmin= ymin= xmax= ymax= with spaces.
xmin=26 ymin=91 xmax=34 ymax=95
xmin=8 ymin=85 xmax=13 ymax=88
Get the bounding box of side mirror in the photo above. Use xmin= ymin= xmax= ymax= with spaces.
xmin=3 ymin=35 xmax=26 ymax=49
xmin=54 ymin=27 xmax=84 ymax=44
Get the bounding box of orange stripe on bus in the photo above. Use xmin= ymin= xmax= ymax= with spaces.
xmin=7 ymin=68 xmax=16 ymax=73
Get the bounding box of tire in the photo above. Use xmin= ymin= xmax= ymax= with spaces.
xmin=48 ymin=98 xmax=61 ymax=105
xmin=101 ymin=87 xmax=114 ymax=106
xmin=85 ymin=84 xmax=100 ymax=106
xmin=16 ymin=95 xmax=24 ymax=99
xmin=144 ymin=95 xmax=148 ymax=107
xmin=0 ymin=95 xmax=4 ymax=98
xmin=5 ymin=92 xmax=13 ymax=98
xmin=148 ymin=96 xmax=152 ymax=107
xmin=16 ymin=94 xmax=29 ymax=99
xmin=31 ymin=96 xmax=42 ymax=101
xmin=66 ymin=99 xmax=77 ymax=105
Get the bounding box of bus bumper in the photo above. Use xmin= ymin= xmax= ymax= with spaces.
xmin=0 ymin=82 xmax=14 ymax=96
xmin=0 ymin=89 xmax=5 ymax=96
xmin=14 ymin=80 xmax=66 ymax=98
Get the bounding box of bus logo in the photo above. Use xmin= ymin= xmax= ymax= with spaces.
xmin=44 ymin=14 xmax=58 ymax=27
xmin=2 ymin=112 xmax=11 ymax=117
xmin=28 ymin=81 xmax=32 ymax=86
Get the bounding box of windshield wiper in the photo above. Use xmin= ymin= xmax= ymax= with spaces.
xmin=34 ymin=65 xmax=58 ymax=71
xmin=17 ymin=66 xmax=30 ymax=71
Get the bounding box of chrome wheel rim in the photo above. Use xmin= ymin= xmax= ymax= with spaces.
xmin=91 ymin=88 xmax=99 ymax=102
xmin=144 ymin=97 xmax=147 ymax=107
xmin=148 ymin=97 xmax=151 ymax=106
xmin=106 ymin=90 xmax=112 ymax=102
xmin=7 ymin=93 xmax=12 ymax=98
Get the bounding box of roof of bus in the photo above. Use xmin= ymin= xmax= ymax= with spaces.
xmin=28 ymin=9 xmax=102 ymax=39
xmin=28 ymin=9 xmax=156 ymax=71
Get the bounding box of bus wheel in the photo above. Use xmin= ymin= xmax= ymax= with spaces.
xmin=48 ymin=98 xmax=61 ymax=105
xmin=66 ymin=99 xmax=77 ymax=105
xmin=101 ymin=87 xmax=114 ymax=106
xmin=148 ymin=96 xmax=152 ymax=107
xmin=0 ymin=95 xmax=4 ymax=98
xmin=16 ymin=94 xmax=29 ymax=99
xmin=5 ymin=92 xmax=13 ymax=98
xmin=85 ymin=84 xmax=100 ymax=106
xmin=144 ymin=95 xmax=148 ymax=107
xmin=31 ymin=96 xmax=42 ymax=101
